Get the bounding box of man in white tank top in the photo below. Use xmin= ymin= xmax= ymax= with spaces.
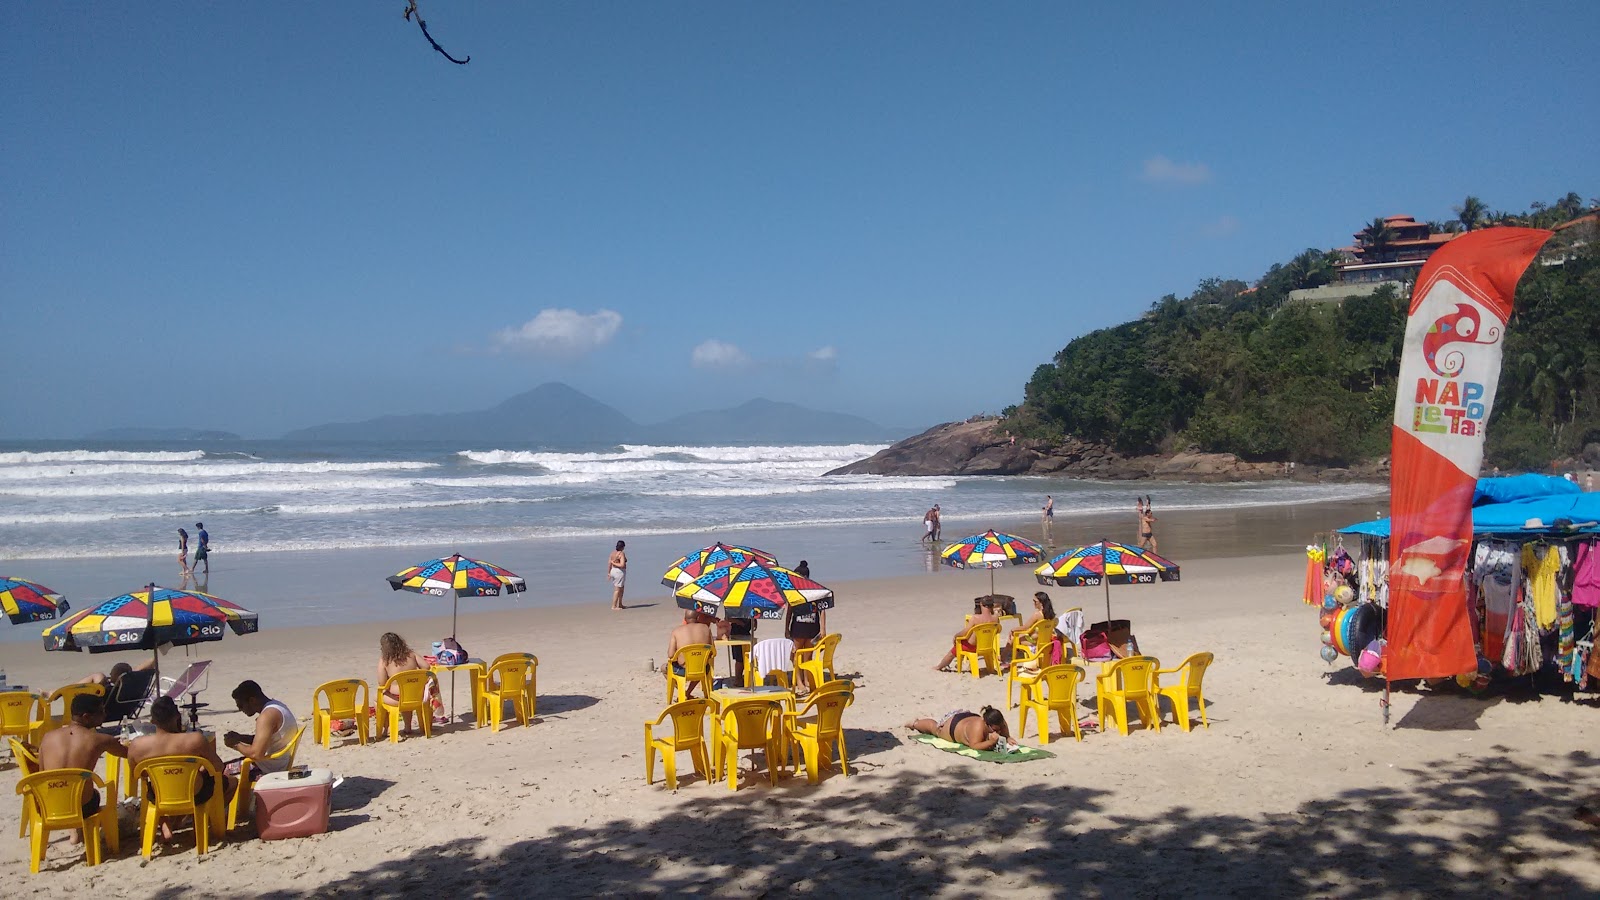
xmin=223 ymin=679 xmax=300 ymax=777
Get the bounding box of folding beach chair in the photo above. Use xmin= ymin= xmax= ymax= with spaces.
xmin=159 ymin=661 xmax=212 ymax=730
xmin=102 ymin=668 xmax=159 ymax=725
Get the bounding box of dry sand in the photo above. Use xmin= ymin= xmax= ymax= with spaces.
xmin=4 ymin=547 xmax=1600 ymax=897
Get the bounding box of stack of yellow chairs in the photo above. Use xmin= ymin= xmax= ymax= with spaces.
xmin=954 ymin=622 xmax=1001 ymax=678
xmin=15 ymin=768 xmax=114 ymax=872
xmin=1095 ymin=656 xmax=1162 ymax=735
xmin=480 ymin=653 xmax=538 ymax=731
xmin=133 ymin=755 xmax=226 ymax=858
xmin=1155 ymin=652 xmax=1214 ymax=731
xmin=644 ymin=698 xmax=712 ymax=790
xmin=311 ymin=679 xmax=372 ymax=748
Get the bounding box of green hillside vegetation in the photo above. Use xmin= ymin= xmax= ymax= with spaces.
xmin=1008 ymin=193 xmax=1599 ymax=469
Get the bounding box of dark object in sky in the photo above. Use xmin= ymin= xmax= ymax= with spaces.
xmin=404 ymin=1 xmax=470 ymax=65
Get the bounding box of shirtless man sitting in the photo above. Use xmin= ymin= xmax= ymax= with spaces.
xmin=127 ymin=697 xmax=234 ymax=841
xmin=905 ymin=705 xmax=1011 ymax=751
xmin=38 ymin=694 xmax=127 ymax=844
xmin=663 ymin=610 xmax=716 ymax=697
xmin=935 ymin=597 xmax=999 ymax=672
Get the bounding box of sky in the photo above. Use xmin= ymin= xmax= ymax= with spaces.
xmin=2 ymin=2 xmax=1596 ymax=439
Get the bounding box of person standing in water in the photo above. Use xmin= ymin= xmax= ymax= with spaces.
xmin=1042 ymin=494 xmax=1054 ymax=544
xmin=194 ymin=522 xmax=210 ymax=575
xmin=1136 ymin=497 xmax=1157 ymax=554
xmin=607 ymin=540 xmax=628 ymax=610
xmin=178 ymin=527 xmax=191 ymax=576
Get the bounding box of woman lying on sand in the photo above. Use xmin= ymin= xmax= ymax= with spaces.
xmin=906 ymin=705 xmax=1011 ymax=750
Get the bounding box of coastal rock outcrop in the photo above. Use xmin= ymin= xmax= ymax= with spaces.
xmin=825 ymin=420 xmax=1387 ymax=482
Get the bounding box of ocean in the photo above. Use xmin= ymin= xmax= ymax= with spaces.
xmin=0 ymin=439 xmax=1383 ymax=561
xmin=0 ymin=439 xmax=1386 ymax=641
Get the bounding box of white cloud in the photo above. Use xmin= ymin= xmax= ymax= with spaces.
xmin=808 ymin=346 xmax=837 ymax=363
xmin=493 ymin=308 xmax=622 ymax=356
xmin=1200 ymin=215 xmax=1240 ymax=238
xmin=691 ymin=339 xmax=751 ymax=369
xmin=1141 ymin=155 xmax=1213 ymax=186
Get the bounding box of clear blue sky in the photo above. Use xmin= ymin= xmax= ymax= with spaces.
xmin=3 ymin=2 xmax=1595 ymax=439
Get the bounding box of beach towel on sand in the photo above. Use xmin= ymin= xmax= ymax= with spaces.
xmin=911 ymin=734 xmax=1055 ymax=763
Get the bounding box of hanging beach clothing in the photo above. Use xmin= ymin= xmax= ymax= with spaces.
xmin=1521 ymin=543 xmax=1563 ymax=631
xmin=1475 ymin=541 xmax=1520 ymax=664
xmin=1573 ymin=541 xmax=1600 ymax=609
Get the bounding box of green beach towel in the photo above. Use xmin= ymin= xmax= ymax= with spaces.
xmin=911 ymin=733 xmax=1055 ymax=763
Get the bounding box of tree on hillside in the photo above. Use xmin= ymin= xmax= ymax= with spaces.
xmin=1556 ymin=191 xmax=1586 ymax=217
xmin=1286 ymin=248 xmax=1339 ymax=290
xmin=1455 ymin=195 xmax=1487 ymax=232
xmin=1358 ymin=218 xmax=1396 ymax=261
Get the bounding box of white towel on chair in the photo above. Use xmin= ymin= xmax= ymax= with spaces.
xmin=753 ymin=638 xmax=796 ymax=678
xmin=1057 ymin=610 xmax=1085 ymax=648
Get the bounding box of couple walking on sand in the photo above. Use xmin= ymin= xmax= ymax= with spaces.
xmin=177 ymin=522 xmax=211 ymax=577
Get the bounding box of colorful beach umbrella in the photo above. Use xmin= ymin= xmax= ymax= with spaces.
xmin=661 ymin=542 xmax=779 ymax=590
xmin=675 ymin=559 xmax=833 ymax=621
xmin=42 ymin=584 xmax=258 ymax=654
xmin=1 ymin=577 xmax=70 ymax=625
xmin=387 ymin=553 xmax=526 ymax=637
xmin=1033 ymin=540 xmax=1180 ymax=621
xmin=940 ymin=530 xmax=1045 ymax=596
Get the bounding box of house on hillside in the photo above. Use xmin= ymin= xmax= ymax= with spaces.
xmin=1336 ymin=215 xmax=1457 ymax=285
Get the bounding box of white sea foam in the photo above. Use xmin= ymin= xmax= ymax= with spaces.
xmin=0 ymin=450 xmax=207 ymax=464
xmin=459 ymin=444 xmax=885 ymax=469
xmin=0 ymin=460 xmax=439 ymax=480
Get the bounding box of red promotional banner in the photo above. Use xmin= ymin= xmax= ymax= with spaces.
xmin=1386 ymin=227 xmax=1551 ymax=681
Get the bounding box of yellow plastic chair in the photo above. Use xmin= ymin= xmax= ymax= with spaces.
xmin=1 ymin=690 xmax=43 ymax=746
xmin=1008 ymin=619 xmax=1056 ymax=668
xmin=782 ymin=687 xmax=854 ymax=784
xmin=16 ymin=768 xmax=112 ymax=872
xmin=133 ymin=755 xmax=226 ymax=858
xmin=1155 ymin=652 xmax=1214 ymax=732
xmin=1007 ymin=625 xmax=1061 ymax=709
xmin=644 ymin=698 xmax=712 ymax=790
xmin=1018 ymin=663 xmax=1086 ymax=744
xmin=713 ymin=698 xmax=782 ymax=791
xmin=9 ymin=738 xmax=40 ymax=838
xmin=1095 ymin=656 xmax=1162 ymax=736
xmin=793 ymin=632 xmax=841 ymax=691
xmin=34 ymin=683 xmax=105 ymax=741
xmin=665 ymin=644 xmax=715 ymax=703
xmin=480 ymin=655 xmax=537 ymax=732
xmin=378 ymin=669 xmax=438 ymax=742
xmin=312 ymin=679 xmax=372 ymax=748
xmin=953 ymin=622 xmax=1001 ymax=678
xmin=227 ymin=725 xmax=306 ymax=830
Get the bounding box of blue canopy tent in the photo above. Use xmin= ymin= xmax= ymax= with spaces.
xmin=1339 ymin=478 xmax=1600 ymax=539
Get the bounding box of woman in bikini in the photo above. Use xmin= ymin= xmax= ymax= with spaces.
xmin=905 ymin=705 xmax=1011 ymax=751
xmin=377 ymin=632 xmax=444 ymax=735
xmin=1137 ymin=496 xmax=1157 ymax=553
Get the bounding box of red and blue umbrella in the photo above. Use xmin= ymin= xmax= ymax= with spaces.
xmin=387 ymin=553 xmax=526 ymax=637
xmin=940 ymin=530 xmax=1045 ymax=596
xmin=675 ymin=559 xmax=832 ymax=621
xmin=42 ymin=584 xmax=258 ymax=653
xmin=1 ymin=577 xmax=70 ymax=625
xmin=1034 ymin=540 xmax=1180 ymax=620
xmin=661 ymin=542 xmax=779 ymax=590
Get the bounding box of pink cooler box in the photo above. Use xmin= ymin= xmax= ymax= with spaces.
xmin=254 ymin=768 xmax=333 ymax=840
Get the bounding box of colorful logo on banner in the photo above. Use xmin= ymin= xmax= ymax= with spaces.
xmin=1410 ymin=301 xmax=1500 ymax=437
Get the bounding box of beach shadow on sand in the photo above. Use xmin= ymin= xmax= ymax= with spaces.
xmin=225 ymin=749 xmax=1600 ymax=898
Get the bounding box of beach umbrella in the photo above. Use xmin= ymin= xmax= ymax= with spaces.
xmin=1033 ymin=539 xmax=1180 ymax=621
xmin=1 ymin=577 xmax=70 ymax=624
xmin=939 ymin=530 xmax=1045 ymax=596
xmin=661 ymin=542 xmax=779 ymax=591
xmin=387 ymin=553 xmax=525 ymax=639
xmin=675 ymin=559 xmax=833 ymax=621
xmin=42 ymin=583 xmax=259 ymax=678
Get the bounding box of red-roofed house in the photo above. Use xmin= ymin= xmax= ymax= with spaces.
xmin=1337 ymin=215 xmax=1459 ymax=285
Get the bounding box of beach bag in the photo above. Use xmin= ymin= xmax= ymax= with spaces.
xmin=435 ymin=637 xmax=469 ymax=666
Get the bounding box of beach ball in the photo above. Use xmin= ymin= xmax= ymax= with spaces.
xmin=1320 ymin=645 xmax=1339 ymax=663
xmin=1322 ymin=594 xmax=1338 ymax=611
xmin=1357 ymin=639 xmax=1386 ymax=678
xmin=1318 ymin=611 xmax=1336 ymax=631
xmin=1321 ymin=629 xmax=1333 ymax=646
xmin=1334 ymin=586 xmax=1355 ymax=606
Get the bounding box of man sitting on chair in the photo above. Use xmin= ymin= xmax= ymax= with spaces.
xmin=935 ymin=597 xmax=998 ymax=672
xmin=129 ymin=697 xmax=234 ymax=841
xmin=663 ymin=610 xmax=715 ymax=697
xmin=222 ymin=680 xmax=298 ymax=778
xmin=39 ymin=694 xmax=127 ymax=846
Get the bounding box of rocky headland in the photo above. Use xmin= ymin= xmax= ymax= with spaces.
xmin=825 ymin=420 xmax=1390 ymax=482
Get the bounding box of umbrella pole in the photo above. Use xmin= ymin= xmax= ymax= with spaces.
xmin=1102 ymin=539 xmax=1112 ymax=623
xmin=448 ymin=593 xmax=460 ymax=722
xmin=989 ymin=568 xmax=996 ymax=597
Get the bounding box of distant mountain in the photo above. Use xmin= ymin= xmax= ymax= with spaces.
xmin=282 ymin=383 xmax=638 ymax=444
xmin=283 ymin=383 xmax=904 ymax=445
xmin=85 ymin=428 xmax=242 ymax=441
xmin=647 ymin=399 xmax=902 ymax=444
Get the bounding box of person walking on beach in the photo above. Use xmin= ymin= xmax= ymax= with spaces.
xmin=194 ymin=522 xmax=210 ymax=575
xmin=1042 ymin=494 xmax=1054 ymax=543
xmin=931 ymin=504 xmax=941 ymax=542
xmin=608 ymin=540 xmax=628 ymax=610
xmin=177 ymin=527 xmax=191 ymax=576
xmin=1136 ymin=497 xmax=1157 ymax=554
xmin=922 ymin=506 xmax=937 ymax=544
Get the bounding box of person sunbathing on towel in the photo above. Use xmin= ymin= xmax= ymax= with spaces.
xmin=905 ymin=705 xmax=1011 ymax=750
xmin=934 ymin=597 xmax=998 ymax=671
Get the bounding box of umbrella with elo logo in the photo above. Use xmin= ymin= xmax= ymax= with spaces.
xmin=42 ymin=583 xmax=259 ymax=679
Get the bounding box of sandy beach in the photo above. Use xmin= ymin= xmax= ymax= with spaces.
xmin=4 ymin=501 xmax=1600 ymax=897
